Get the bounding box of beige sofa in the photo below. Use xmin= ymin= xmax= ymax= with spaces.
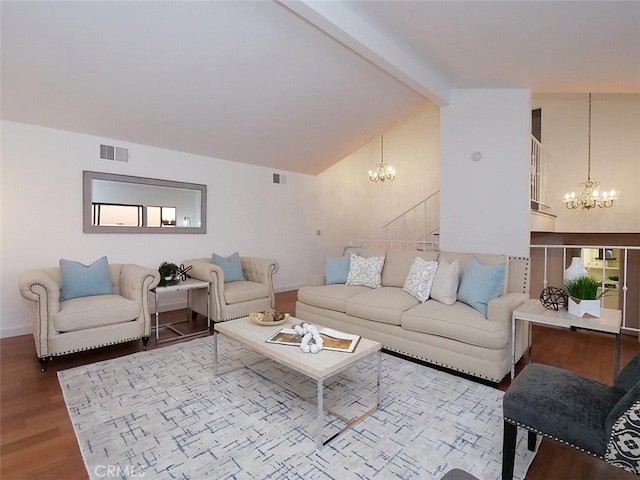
xmin=184 ymin=256 xmax=279 ymax=322
xmin=296 ymin=248 xmax=531 ymax=383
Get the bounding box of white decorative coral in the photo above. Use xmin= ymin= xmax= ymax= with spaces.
xmin=295 ymin=323 xmax=323 ymax=354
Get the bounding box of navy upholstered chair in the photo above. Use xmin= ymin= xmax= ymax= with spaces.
xmin=503 ymin=353 xmax=640 ymax=479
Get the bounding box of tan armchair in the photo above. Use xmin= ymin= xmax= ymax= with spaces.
xmin=18 ymin=263 xmax=160 ymax=371
xmin=183 ymin=256 xmax=278 ymax=322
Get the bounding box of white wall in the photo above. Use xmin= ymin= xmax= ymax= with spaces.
xmin=532 ymin=93 xmax=640 ymax=232
xmin=312 ymin=103 xmax=441 ymax=270
xmin=440 ymin=89 xmax=531 ymax=257
xmin=1 ymin=121 xmax=317 ymax=337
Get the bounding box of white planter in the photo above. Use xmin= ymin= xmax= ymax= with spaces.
xmin=568 ymin=297 xmax=601 ymax=318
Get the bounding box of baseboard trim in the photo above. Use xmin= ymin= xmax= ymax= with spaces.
xmin=0 ymin=325 xmax=33 ymax=339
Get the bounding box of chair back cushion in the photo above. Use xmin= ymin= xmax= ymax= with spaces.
xmin=605 ymin=381 xmax=640 ymax=475
xmin=615 ymin=352 xmax=640 ymax=392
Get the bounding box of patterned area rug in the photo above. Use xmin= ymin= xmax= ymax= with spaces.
xmin=58 ymin=335 xmax=537 ymax=479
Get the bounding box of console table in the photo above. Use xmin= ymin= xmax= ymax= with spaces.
xmin=152 ymin=279 xmax=210 ymax=344
xmin=511 ymin=299 xmax=621 ymax=380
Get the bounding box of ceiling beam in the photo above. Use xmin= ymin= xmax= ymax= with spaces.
xmin=277 ymin=0 xmax=451 ymax=106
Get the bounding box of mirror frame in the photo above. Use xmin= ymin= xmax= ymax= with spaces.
xmin=83 ymin=171 xmax=207 ymax=234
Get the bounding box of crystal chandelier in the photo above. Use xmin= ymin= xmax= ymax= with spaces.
xmin=368 ymin=135 xmax=395 ymax=183
xmin=564 ymin=93 xmax=617 ymax=210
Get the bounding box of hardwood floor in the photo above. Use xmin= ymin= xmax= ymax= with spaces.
xmin=1 ymin=289 xmax=638 ymax=479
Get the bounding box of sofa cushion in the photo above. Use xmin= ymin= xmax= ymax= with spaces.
xmin=401 ymin=300 xmax=509 ymax=349
xmin=345 ymin=287 xmax=418 ymax=326
xmin=223 ymin=281 xmax=270 ymax=305
xmin=438 ymin=252 xmax=509 ymax=295
xmin=431 ymin=258 xmax=460 ymax=306
xmin=403 ymin=258 xmax=438 ymax=302
xmin=381 ymin=249 xmax=439 ymax=288
xmin=324 ymin=254 xmax=350 ymax=285
xmin=212 ymin=251 xmax=246 ymax=282
xmin=346 ymin=254 xmax=385 ymax=288
xmin=59 ymin=256 xmax=113 ymax=301
xmin=297 ymin=284 xmax=370 ymax=313
xmin=457 ymin=256 xmax=506 ymax=316
xmin=54 ymin=294 xmax=139 ymax=332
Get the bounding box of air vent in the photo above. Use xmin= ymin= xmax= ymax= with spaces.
xmin=272 ymin=173 xmax=287 ymax=185
xmin=100 ymin=144 xmax=129 ymax=162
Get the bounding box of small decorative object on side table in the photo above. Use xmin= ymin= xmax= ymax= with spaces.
xmin=564 ymin=275 xmax=604 ymax=318
xmin=158 ymin=261 xmax=180 ymax=287
xmin=539 ymin=286 xmax=567 ymax=311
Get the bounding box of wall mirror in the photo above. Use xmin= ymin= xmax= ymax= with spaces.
xmin=83 ymin=171 xmax=206 ymax=234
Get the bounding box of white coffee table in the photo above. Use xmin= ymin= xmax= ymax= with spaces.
xmin=213 ymin=316 xmax=382 ymax=449
xmin=511 ymin=299 xmax=622 ymax=380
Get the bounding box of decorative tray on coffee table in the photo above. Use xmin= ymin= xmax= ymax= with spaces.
xmin=249 ymin=311 xmax=290 ymax=326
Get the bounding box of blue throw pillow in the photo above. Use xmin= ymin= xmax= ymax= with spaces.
xmin=59 ymin=256 xmax=113 ymax=301
xmin=457 ymin=256 xmax=506 ymax=316
xmin=212 ymin=252 xmax=245 ymax=282
xmin=324 ymin=254 xmax=350 ymax=285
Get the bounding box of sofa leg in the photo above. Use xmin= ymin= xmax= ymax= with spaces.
xmin=527 ymin=430 xmax=537 ymax=451
xmin=502 ymin=420 xmax=517 ymax=480
xmin=39 ymin=356 xmax=49 ymax=372
xmin=191 ymin=311 xmax=198 ymax=320
xmin=142 ymin=336 xmax=150 ymax=350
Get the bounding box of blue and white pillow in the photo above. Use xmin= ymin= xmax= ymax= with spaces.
xmin=403 ymin=257 xmax=439 ymax=302
xmin=346 ymin=253 xmax=385 ymax=288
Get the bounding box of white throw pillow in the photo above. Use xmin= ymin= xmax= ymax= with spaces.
xmin=346 ymin=253 xmax=385 ymax=288
xmin=430 ymin=258 xmax=460 ymax=305
xmin=403 ymin=257 xmax=438 ymax=302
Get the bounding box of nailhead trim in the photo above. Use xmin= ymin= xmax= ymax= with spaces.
xmin=385 ymin=347 xmax=500 ymax=383
xmin=504 ymin=416 xmax=604 ymax=459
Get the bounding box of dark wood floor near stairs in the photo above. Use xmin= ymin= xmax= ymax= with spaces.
xmin=1 ymin=289 xmax=638 ymax=479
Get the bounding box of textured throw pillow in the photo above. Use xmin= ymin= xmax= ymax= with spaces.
xmin=324 ymin=254 xmax=350 ymax=285
xmin=212 ymin=252 xmax=245 ymax=282
xmin=59 ymin=256 xmax=113 ymax=301
xmin=457 ymin=256 xmax=506 ymax=316
xmin=430 ymin=258 xmax=460 ymax=305
xmin=346 ymin=253 xmax=385 ymax=288
xmin=403 ymin=257 xmax=439 ymax=302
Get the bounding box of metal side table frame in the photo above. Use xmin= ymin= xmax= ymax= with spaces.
xmin=152 ymin=278 xmax=210 ymax=344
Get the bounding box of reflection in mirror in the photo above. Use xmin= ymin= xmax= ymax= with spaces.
xmin=83 ymin=171 xmax=206 ymax=234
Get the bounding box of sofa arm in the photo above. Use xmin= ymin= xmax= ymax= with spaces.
xmin=487 ymin=292 xmax=529 ymax=324
xmin=18 ymin=269 xmax=61 ymax=307
xmin=309 ymin=274 xmax=326 ymax=286
xmin=119 ymin=265 xmax=160 ymax=301
xmin=241 ymin=257 xmax=279 ymax=285
xmin=186 ymin=261 xmax=225 ymax=303
xmin=120 ymin=265 xmax=160 ymax=337
xmin=18 ymin=269 xmax=63 ymax=358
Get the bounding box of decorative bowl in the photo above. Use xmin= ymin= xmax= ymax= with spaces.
xmin=250 ymin=312 xmax=289 ymax=326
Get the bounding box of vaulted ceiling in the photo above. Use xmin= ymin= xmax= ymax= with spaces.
xmin=2 ymin=1 xmax=639 ymax=174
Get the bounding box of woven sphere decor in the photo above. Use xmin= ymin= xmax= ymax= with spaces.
xmin=540 ymin=286 xmax=567 ymax=311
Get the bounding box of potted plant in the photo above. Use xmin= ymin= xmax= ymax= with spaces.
xmin=564 ymin=275 xmax=604 ymax=318
xmin=158 ymin=261 xmax=180 ymax=287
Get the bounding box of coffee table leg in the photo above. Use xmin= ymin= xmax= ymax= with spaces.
xmin=377 ymin=350 xmax=381 ymax=406
xmin=317 ymin=378 xmax=324 ymax=450
xmin=213 ymin=331 xmax=218 ymax=376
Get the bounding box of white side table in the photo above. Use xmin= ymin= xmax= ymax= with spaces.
xmin=511 ymin=299 xmax=622 ymax=380
xmin=152 ymin=278 xmax=210 ymax=344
